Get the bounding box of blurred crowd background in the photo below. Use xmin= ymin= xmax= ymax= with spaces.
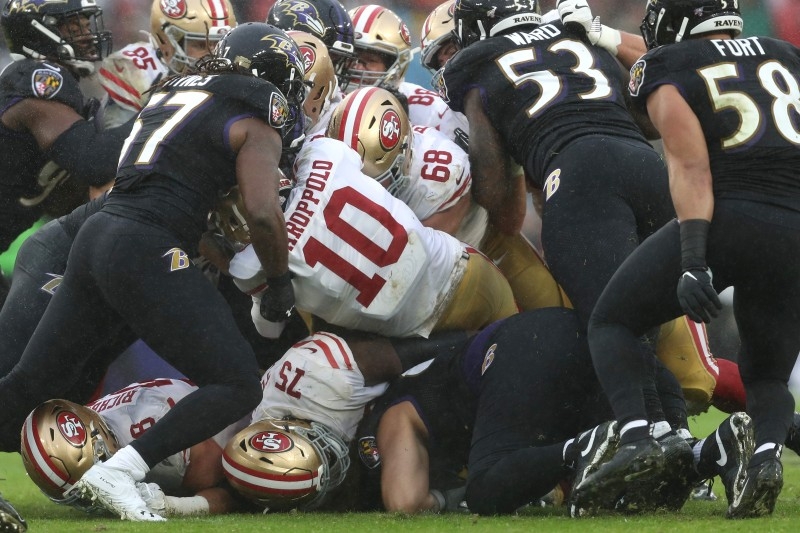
xmin=1 ymin=0 xmax=797 ymax=85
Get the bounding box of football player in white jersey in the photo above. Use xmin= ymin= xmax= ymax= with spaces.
xmin=98 ymin=0 xmax=236 ymax=128
xmin=21 ymin=379 xmax=248 ymax=516
xmin=226 ymin=134 xmax=517 ymax=338
xmin=344 ymin=4 xmax=468 ymax=142
xmin=221 ymin=325 xmax=472 ymax=511
xmin=328 ymin=87 xmax=568 ymax=311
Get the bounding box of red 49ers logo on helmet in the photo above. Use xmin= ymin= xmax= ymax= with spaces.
xmin=160 ymin=0 xmax=187 ymax=19
xmin=379 ymin=109 xmax=402 ymax=150
xmin=57 ymin=411 xmax=87 ymax=447
xmin=299 ymin=45 xmax=316 ymax=72
xmin=250 ymin=431 xmax=294 ymax=453
xmin=399 ymin=22 xmax=411 ymax=46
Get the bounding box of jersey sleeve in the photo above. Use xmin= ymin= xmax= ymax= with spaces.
xmin=628 ymin=48 xmax=677 ymax=111
xmin=0 ymin=59 xmax=84 ymax=113
xmin=214 ymin=75 xmax=291 ymax=130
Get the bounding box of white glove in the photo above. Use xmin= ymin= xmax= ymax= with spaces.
xmin=557 ymin=0 xmax=621 ymax=53
xmin=137 ymin=482 xmax=167 ymax=514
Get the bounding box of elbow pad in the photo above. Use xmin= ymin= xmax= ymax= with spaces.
xmin=45 ymin=118 xmax=133 ymax=187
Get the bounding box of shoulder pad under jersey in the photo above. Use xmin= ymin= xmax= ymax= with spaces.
xmin=0 ymin=58 xmax=83 ymax=112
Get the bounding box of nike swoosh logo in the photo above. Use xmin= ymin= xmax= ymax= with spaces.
xmin=581 ymin=427 xmax=598 ymax=457
xmin=715 ymin=429 xmax=727 ymax=467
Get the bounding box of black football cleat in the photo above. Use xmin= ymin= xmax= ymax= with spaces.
xmin=566 ymin=421 xmax=621 ymax=517
xmin=0 ymin=493 xmax=27 ymax=533
xmin=727 ymin=454 xmax=783 ymax=519
xmin=704 ymin=412 xmax=755 ymax=506
xmin=615 ymin=431 xmax=696 ymax=513
xmin=571 ymin=436 xmax=665 ymax=517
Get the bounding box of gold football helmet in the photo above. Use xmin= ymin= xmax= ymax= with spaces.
xmin=20 ymin=399 xmax=118 ymax=505
xmin=150 ymin=0 xmax=237 ymax=73
xmin=420 ymin=0 xmax=458 ymax=72
xmin=346 ymin=5 xmax=412 ymax=91
xmin=209 ymin=186 xmax=250 ymax=246
xmin=222 ymin=418 xmax=350 ymax=511
xmin=326 ymin=87 xmax=412 ymax=196
xmin=209 ymin=173 xmax=293 ymax=246
xmin=288 ymin=30 xmax=338 ymax=131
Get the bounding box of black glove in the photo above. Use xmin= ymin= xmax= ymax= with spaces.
xmin=677 ymin=267 xmax=722 ymax=323
xmin=260 ymin=271 xmax=295 ymax=322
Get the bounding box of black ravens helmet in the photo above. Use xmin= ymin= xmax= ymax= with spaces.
xmin=1 ymin=0 xmax=112 ymax=68
xmin=214 ymin=22 xmax=308 ymax=149
xmin=640 ymin=0 xmax=743 ymax=49
xmin=267 ymin=0 xmax=355 ymax=85
xmin=452 ymin=0 xmax=541 ymax=48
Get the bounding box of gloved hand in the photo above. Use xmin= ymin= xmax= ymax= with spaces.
xmin=260 ymin=271 xmax=295 ymax=322
xmin=558 ymin=0 xmax=595 ymax=36
xmin=557 ymin=0 xmax=621 ymax=52
xmin=137 ymin=482 xmax=167 ymax=514
xmin=677 ymin=267 xmax=722 ymax=323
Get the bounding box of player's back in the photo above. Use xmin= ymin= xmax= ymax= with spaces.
xmin=437 ymin=21 xmax=645 ymax=186
xmin=631 ymin=36 xmax=800 ymax=211
xmin=252 ymin=332 xmax=389 ymax=441
xmin=107 ymin=73 xmax=286 ymax=246
xmin=285 ymin=137 xmax=468 ymax=338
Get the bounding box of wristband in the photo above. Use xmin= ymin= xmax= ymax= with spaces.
xmin=594 ymin=24 xmax=622 ymax=54
xmin=679 ymin=219 xmax=711 ymax=271
xmin=267 ymin=271 xmax=292 ymax=287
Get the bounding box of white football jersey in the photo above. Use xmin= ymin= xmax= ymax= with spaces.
xmin=399 ymin=81 xmax=469 ymax=142
xmin=98 ymin=41 xmax=168 ymax=127
xmin=87 ymin=379 xmax=247 ymax=493
xmin=229 ymin=137 xmax=468 ymax=338
xmin=251 ymin=332 xmax=389 ymax=441
xmin=400 ymin=125 xmax=488 ymax=248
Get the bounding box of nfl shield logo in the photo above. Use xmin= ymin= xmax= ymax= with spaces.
xmin=31 ymin=68 xmax=63 ymax=99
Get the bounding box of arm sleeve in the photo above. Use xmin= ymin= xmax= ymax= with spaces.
xmin=45 ymin=116 xmax=135 ymax=187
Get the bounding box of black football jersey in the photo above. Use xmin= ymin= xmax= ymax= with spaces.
xmin=629 ymin=36 xmax=800 ymax=212
xmin=0 ymin=59 xmax=86 ymax=249
xmin=106 ymin=73 xmax=289 ymax=248
xmin=354 ymin=351 xmax=476 ymax=509
xmin=435 ymin=21 xmax=646 ymax=187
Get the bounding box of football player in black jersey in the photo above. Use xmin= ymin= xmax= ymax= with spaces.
xmin=434 ymin=0 xmax=674 ymax=329
xmin=571 ymin=0 xmax=800 ymax=519
xmin=0 ymin=193 xmax=137 ymax=401
xmin=354 ymin=308 xmax=744 ymax=515
xmin=0 ymin=0 xmax=130 ymax=255
xmin=0 ymin=22 xmax=303 ymax=522
xmin=432 ymin=0 xmax=692 ymax=486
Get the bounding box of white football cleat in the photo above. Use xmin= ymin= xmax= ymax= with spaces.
xmin=70 ymin=464 xmax=166 ymax=522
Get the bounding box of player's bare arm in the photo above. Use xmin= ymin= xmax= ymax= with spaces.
xmin=230 ymin=117 xmax=290 ymax=278
xmin=646 ymin=85 xmax=714 ymax=223
xmin=463 ymin=89 xmax=526 ymax=235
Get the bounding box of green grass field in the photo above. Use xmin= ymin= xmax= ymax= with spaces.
xmin=3 ymin=408 xmax=800 ymax=532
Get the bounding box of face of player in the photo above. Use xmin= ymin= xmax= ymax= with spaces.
xmin=352 ymin=49 xmax=389 ymax=74
xmin=183 ymin=37 xmax=214 ymax=60
xmin=436 ymin=40 xmax=459 ymax=69
xmin=58 ymin=14 xmax=97 ymax=60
